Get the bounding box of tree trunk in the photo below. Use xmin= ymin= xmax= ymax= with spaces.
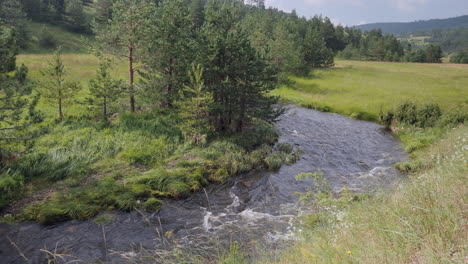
xmin=58 ymin=98 xmax=63 ymax=121
xmin=129 ymin=46 xmax=135 ymax=113
xmin=103 ymin=97 xmax=107 ymax=117
xmin=167 ymin=56 xmax=173 ymax=107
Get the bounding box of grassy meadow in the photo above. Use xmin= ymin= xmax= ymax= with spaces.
xmin=273 ymin=60 xmax=468 ymax=121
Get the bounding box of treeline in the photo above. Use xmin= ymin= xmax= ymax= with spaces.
xmin=337 ymin=28 xmax=446 ymax=63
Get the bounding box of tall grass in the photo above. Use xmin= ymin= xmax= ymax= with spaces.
xmin=261 ymin=125 xmax=467 ymax=264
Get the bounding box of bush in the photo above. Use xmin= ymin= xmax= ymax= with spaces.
xmin=38 ymin=26 xmax=57 ymax=49
xmin=379 ymin=109 xmax=394 ymax=128
xmin=438 ymin=102 xmax=468 ymax=127
xmin=416 ymin=103 xmax=442 ymax=127
xmin=395 ymin=102 xmax=418 ymax=125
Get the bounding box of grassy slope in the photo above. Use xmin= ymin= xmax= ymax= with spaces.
xmin=273 ymin=60 xmax=468 ymax=121
xmin=22 ymin=21 xmax=90 ymax=54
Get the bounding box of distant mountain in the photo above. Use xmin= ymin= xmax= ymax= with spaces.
xmin=355 ymin=15 xmax=468 ymax=35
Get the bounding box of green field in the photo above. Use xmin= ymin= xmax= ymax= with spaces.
xmin=17 ymin=53 xmax=129 ymax=119
xmin=22 ymin=22 xmax=90 ymax=54
xmin=273 ymin=60 xmax=468 ymax=120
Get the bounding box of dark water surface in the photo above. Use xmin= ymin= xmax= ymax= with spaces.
xmin=0 ymin=105 xmax=406 ymax=263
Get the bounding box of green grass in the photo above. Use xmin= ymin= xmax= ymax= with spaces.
xmin=273 ymin=60 xmax=468 ymax=121
xmin=22 ymin=22 xmax=91 ymax=54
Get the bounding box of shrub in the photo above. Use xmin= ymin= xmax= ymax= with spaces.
xmin=38 ymin=26 xmax=57 ymax=49
xmin=438 ymin=102 xmax=468 ymax=127
xmin=379 ymin=109 xmax=394 ymax=128
xmin=395 ymin=102 xmax=418 ymax=125
xmin=416 ymin=103 xmax=442 ymax=128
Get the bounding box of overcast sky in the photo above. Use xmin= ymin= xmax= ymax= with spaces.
xmin=265 ymin=0 xmax=468 ymax=26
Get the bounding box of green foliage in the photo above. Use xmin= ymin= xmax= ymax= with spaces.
xmin=264 ymin=153 xmax=283 ymax=171
xmin=143 ymin=197 xmax=162 ymax=211
xmin=37 ymin=26 xmax=57 ymax=48
xmin=0 ymin=24 xmax=42 ymax=154
xmin=395 ymin=102 xmax=418 ymax=125
xmin=87 ymin=58 xmax=123 ymax=118
xmin=141 ymin=0 xmax=193 ymax=107
xmin=40 ymin=48 xmax=81 ymax=120
xmin=175 ymin=64 xmax=213 ymax=145
xmin=0 ymin=169 xmax=24 ymax=208
xmin=92 ymin=0 xmax=155 ymax=112
xmin=220 ymin=242 xmax=247 ymax=264
xmin=416 ymin=103 xmax=442 ymax=128
xmin=405 ymin=44 xmax=443 ymax=63
xmin=449 ymin=50 xmax=468 ymax=63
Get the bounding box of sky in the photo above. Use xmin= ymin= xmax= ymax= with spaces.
xmin=265 ymin=0 xmax=468 ymax=26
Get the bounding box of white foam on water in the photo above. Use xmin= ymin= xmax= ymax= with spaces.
xmin=226 ymin=191 xmax=240 ymax=212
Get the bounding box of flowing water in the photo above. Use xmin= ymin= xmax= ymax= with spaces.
xmin=0 ymin=105 xmax=407 ymax=263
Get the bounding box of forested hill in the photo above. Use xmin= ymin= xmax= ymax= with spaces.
xmin=355 ymin=15 xmax=468 ymax=35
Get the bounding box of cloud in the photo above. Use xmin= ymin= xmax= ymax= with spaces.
xmin=393 ymin=0 xmax=429 ymax=11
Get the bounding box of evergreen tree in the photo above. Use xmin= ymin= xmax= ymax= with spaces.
xmin=425 ymin=44 xmax=443 ymax=63
xmin=40 ymin=49 xmax=80 ymax=120
xmin=142 ymin=0 xmax=193 ymax=108
xmin=64 ymin=0 xmax=88 ymax=32
xmin=0 ymin=0 xmax=28 ymax=48
xmin=269 ymin=19 xmax=303 ymax=75
xmin=0 ymin=24 xmax=41 ymax=153
xmin=176 ymin=64 xmax=213 ymax=145
xmin=303 ymin=27 xmax=334 ymax=68
xmin=189 ymin=0 xmax=205 ymax=29
xmin=88 ymin=58 xmax=122 ymax=118
xmin=198 ymin=1 xmax=280 ymax=132
xmin=92 ymin=0 xmax=155 ymax=112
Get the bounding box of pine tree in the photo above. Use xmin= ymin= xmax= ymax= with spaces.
xmin=142 ymin=0 xmax=193 ymax=108
xmin=0 ymin=25 xmax=41 ymax=153
xmin=88 ymin=59 xmax=123 ymax=118
xmin=303 ymin=27 xmax=334 ymax=68
xmin=190 ymin=0 xmax=205 ymax=29
xmin=40 ymin=48 xmax=81 ymax=120
xmin=176 ymin=64 xmax=213 ymax=145
xmin=198 ymin=1 xmax=280 ymax=132
xmin=92 ymin=0 xmax=155 ymax=112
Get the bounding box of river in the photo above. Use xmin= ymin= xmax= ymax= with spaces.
xmin=0 ymin=105 xmax=407 ymax=263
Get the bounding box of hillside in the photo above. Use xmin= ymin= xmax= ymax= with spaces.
xmin=355 ymin=15 xmax=468 ymax=35
xmin=22 ymin=21 xmax=90 ymax=53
